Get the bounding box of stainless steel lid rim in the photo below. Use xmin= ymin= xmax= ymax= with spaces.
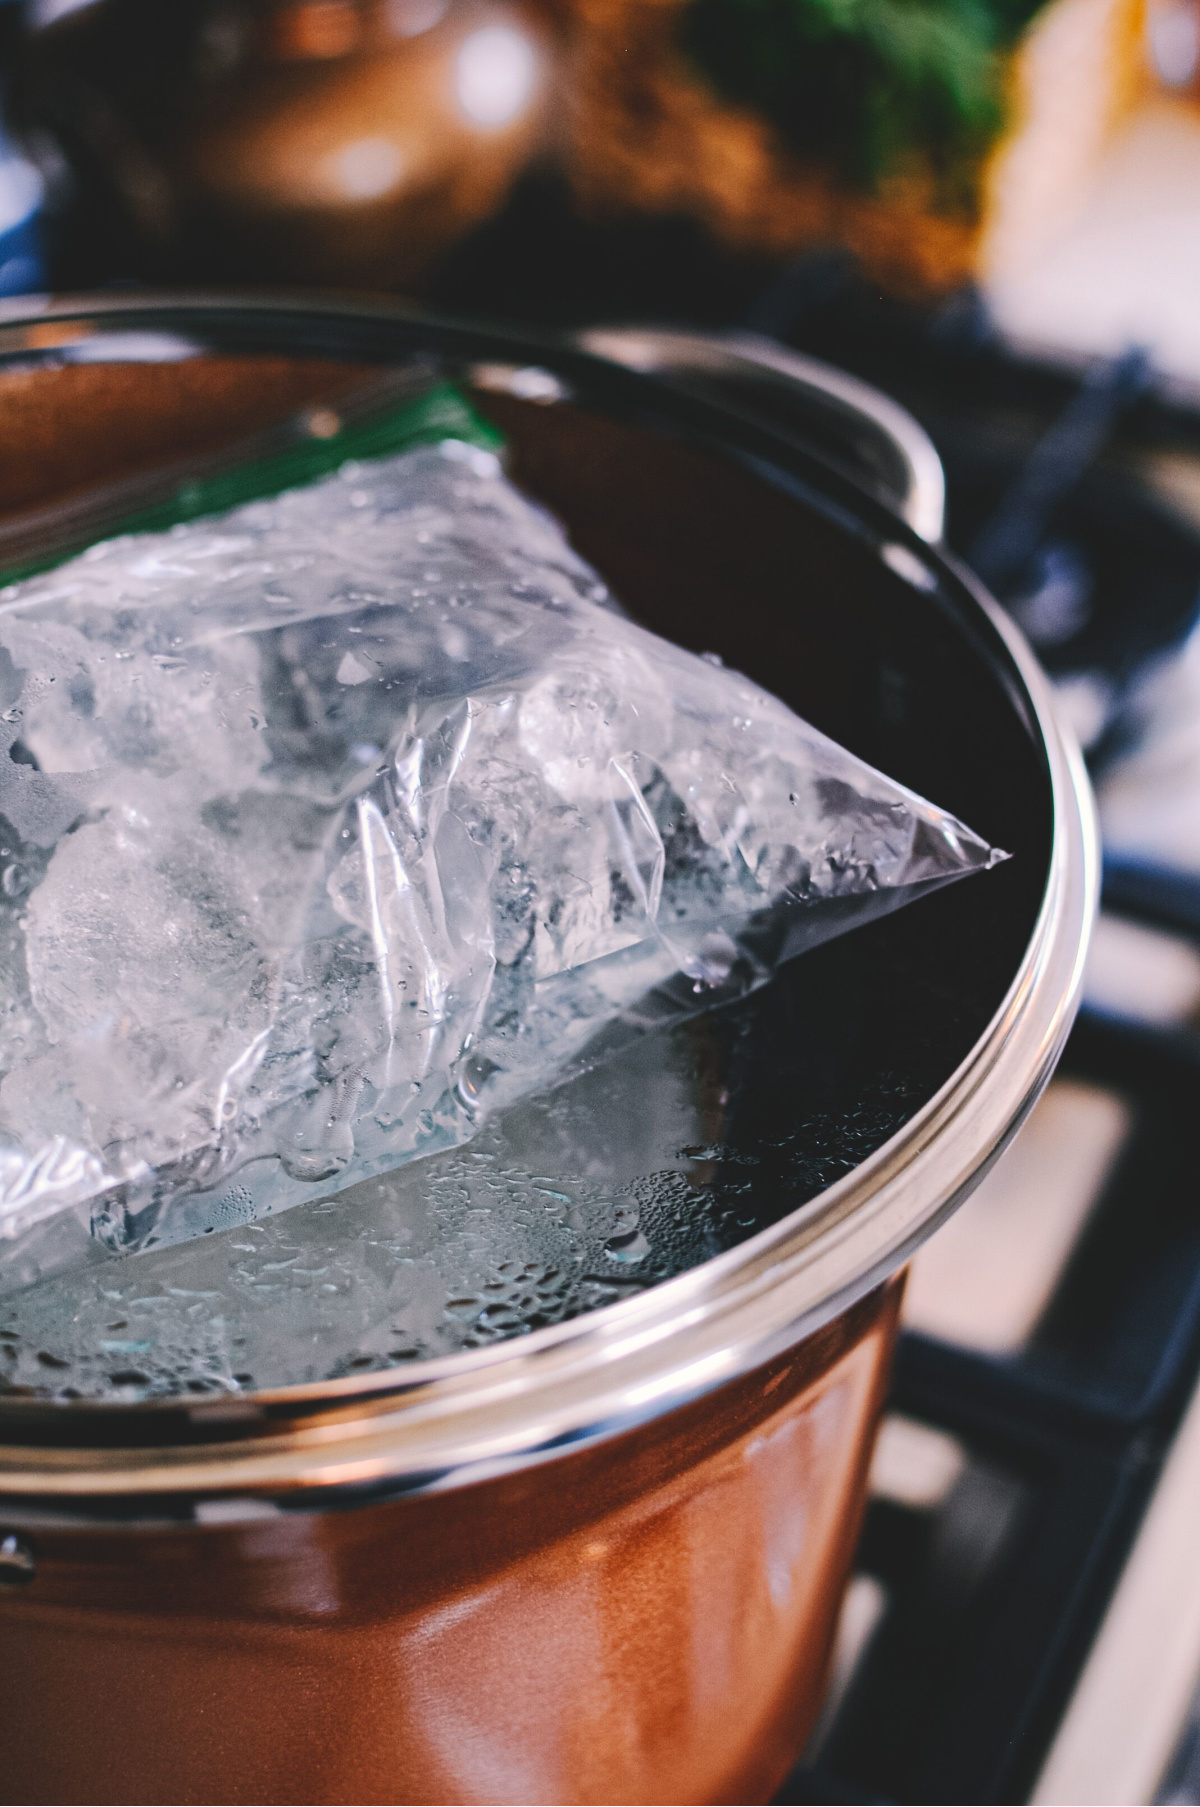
xmin=0 ymin=291 xmax=954 ymax=585
xmin=573 ymin=325 xmax=948 ymax=544
xmin=0 ymin=299 xmax=945 ymax=548
xmin=0 ymin=296 xmax=1097 ymax=1510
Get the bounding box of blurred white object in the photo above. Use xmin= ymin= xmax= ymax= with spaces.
xmin=454 ymin=25 xmax=537 ymax=128
xmin=983 ymin=0 xmax=1200 ymax=387
xmin=27 ymin=0 xmax=100 ymax=24
xmin=1054 ymin=671 xmax=1115 ymax=750
xmin=1148 ymin=0 xmax=1200 ymax=87
xmin=1099 ymin=618 xmax=1200 ymax=873
xmin=987 ymin=99 xmax=1200 ymax=387
xmin=869 ymin=1415 xmax=966 ymax=1509
xmin=903 ymin=1079 xmax=1132 ymax=1353
xmin=1085 ymin=911 xmax=1200 ymax=1022
xmin=984 ymin=0 xmax=1145 ymax=303
xmin=804 ymin=1573 xmax=889 ymax=1761
xmin=1033 ymin=1368 xmax=1200 ymax=1804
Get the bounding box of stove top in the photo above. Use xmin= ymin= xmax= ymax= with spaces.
xmin=747 ymin=264 xmax=1200 ymax=1807
xmin=780 ymin=935 xmax=1200 ymax=1803
xmin=433 ymin=212 xmax=1200 ymax=1801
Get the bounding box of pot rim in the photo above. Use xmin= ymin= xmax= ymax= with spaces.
xmin=0 ymin=291 xmax=1098 ymax=1516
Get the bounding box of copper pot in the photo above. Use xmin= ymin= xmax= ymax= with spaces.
xmin=0 ymin=295 xmax=1095 ymax=1806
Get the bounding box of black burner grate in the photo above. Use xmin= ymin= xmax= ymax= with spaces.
xmin=763 ymin=272 xmax=1200 ymax=1804
xmin=775 ymin=861 xmax=1200 ymax=1802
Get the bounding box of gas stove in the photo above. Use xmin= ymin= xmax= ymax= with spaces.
xmin=758 ymin=264 xmax=1200 ymax=1807
xmin=430 ymin=212 xmax=1200 ymax=1802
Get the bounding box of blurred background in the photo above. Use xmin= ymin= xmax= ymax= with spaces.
xmin=0 ymin=0 xmax=1195 ymax=342
xmin=1 ymin=2 xmax=1200 ymax=1801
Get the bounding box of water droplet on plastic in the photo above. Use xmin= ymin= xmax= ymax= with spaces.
xmin=603 ymin=1228 xmax=650 ymax=1264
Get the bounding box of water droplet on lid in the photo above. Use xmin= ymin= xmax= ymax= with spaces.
xmin=603 ymin=1228 xmax=650 ymax=1264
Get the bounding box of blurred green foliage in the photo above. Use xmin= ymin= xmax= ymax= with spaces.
xmin=678 ymin=0 xmax=1052 ymax=199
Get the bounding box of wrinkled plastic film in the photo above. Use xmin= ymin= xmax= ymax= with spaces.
xmin=0 ymin=434 xmax=1004 ymax=1289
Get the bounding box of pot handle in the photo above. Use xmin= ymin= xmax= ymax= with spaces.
xmin=574 ymin=325 xmax=946 ymax=546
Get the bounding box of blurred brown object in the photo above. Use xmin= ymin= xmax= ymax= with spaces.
xmin=13 ymin=0 xmax=1166 ymax=298
xmin=17 ymin=0 xmax=554 ymax=287
xmin=556 ymin=0 xmax=984 ymax=297
xmin=559 ymin=0 xmax=1153 ymax=296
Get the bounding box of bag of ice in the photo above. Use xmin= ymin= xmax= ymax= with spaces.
xmin=0 ymin=429 xmax=1003 ymax=1284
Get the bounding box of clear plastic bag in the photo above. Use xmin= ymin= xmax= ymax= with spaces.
xmin=0 ymin=432 xmax=1004 ymax=1289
